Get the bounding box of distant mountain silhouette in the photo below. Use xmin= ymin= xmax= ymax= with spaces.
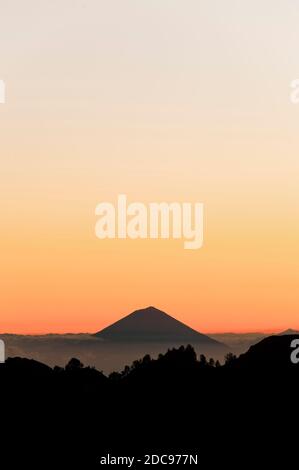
xmin=95 ymin=306 xmax=226 ymax=349
xmin=278 ymin=328 xmax=299 ymax=335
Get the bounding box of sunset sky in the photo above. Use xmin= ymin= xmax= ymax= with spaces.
xmin=1 ymin=1 xmax=299 ymax=333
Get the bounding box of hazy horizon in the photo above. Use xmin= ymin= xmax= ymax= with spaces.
xmin=0 ymin=305 xmax=297 ymax=336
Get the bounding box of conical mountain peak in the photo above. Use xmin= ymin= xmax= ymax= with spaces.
xmin=95 ymin=306 xmax=226 ymax=350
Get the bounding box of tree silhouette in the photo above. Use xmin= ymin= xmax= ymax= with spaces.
xmin=65 ymin=357 xmax=84 ymax=371
xmin=199 ymin=354 xmax=207 ymax=367
xmin=224 ymin=352 xmax=237 ymax=366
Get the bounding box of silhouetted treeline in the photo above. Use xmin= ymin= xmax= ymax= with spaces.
xmin=1 ymin=335 xmax=298 ymax=468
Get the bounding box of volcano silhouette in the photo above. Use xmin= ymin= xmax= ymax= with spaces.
xmin=278 ymin=328 xmax=299 ymax=335
xmin=95 ymin=306 xmax=226 ymax=350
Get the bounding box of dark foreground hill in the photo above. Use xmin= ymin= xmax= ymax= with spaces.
xmin=1 ymin=335 xmax=298 ymax=468
xmin=236 ymin=334 xmax=299 ymax=368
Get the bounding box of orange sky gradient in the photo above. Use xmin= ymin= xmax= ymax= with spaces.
xmin=1 ymin=1 xmax=299 ymax=334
